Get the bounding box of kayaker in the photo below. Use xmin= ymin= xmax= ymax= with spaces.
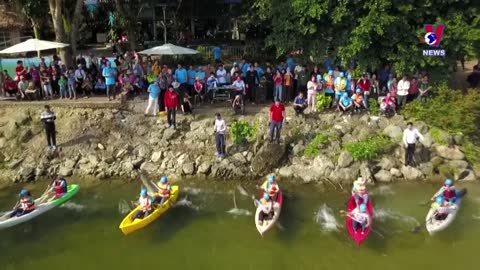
xmin=261 ymin=175 xmax=280 ymax=201
xmin=257 ymin=193 xmax=274 ymax=226
xmin=351 ymin=177 xmax=368 ymax=207
xmin=153 ymin=176 xmax=171 ymax=205
xmin=349 ymin=203 xmax=370 ymax=235
xmin=431 ymin=196 xmax=456 ymax=220
xmin=50 ymin=177 xmax=68 ymax=199
xmin=131 ymin=189 xmax=153 ymax=221
xmin=10 ymin=189 xmax=36 ymax=218
xmin=431 ymin=179 xmax=457 ymax=203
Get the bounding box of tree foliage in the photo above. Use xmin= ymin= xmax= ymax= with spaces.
xmin=253 ymin=0 xmax=480 ymax=74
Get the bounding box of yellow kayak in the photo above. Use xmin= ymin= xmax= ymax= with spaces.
xmin=119 ymin=185 xmax=179 ymax=235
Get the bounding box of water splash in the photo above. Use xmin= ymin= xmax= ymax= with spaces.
xmin=118 ymin=200 xmax=131 ymax=215
xmin=60 ymin=202 xmax=86 ymax=212
xmin=472 ymin=213 xmax=480 ymax=220
xmin=183 ymin=187 xmax=203 ymax=195
xmin=175 ymin=196 xmax=200 ymax=211
xmin=227 ymin=190 xmax=252 ymax=216
xmin=374 ymin=208 xmax=419 ymax=226
xmin=314 ymin=204 xmax=340 ymax=232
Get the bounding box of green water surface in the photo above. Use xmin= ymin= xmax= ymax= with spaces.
xmin=0 ymin=180 xmax=479 ymax=270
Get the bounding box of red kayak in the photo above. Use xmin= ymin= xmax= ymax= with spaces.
xmin=346 ymin=196 xmax=373 ymax=246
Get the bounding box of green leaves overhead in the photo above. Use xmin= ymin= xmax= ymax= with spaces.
xmin=253 ymin=0 xmax=480 ymax=74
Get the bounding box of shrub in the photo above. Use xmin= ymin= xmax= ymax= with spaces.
xmin=316 ymin=94 xmax=332 ymax=112
xmin=230 ymin=120 xmax=256 ymax=145
xmin=462 ymin=140 xmax=480 ymax=167
xmin=343 ymin=135 xmax=393 ymax=160
xmin=304 ymin=132 xmax=331 ymax=158
xmin=368 ymin=97 xmax=380 ymax=115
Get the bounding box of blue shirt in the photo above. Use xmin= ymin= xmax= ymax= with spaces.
xmin=294 ymin=96 xmax=306 ymax=105
xmin=256 ymin=67 xmax=264 ymax=78
xmin=195 ymin=71 xmax=206 ymax=81
xmin=340 ymin=96 xmax=352 ymax=106
xmin=212 ymin=47 xmax=221 ymax=60
xmin=175 ymin=68 xmax=188 ymax=84
xmin=187 ymin=70 xmax=196 ymax=85
xmin=287 ymin=57 xmax=295 ymax=72
xmin=241 ymin=63 xmax=250 ymax=76
xmin=148 ymin=84 xmax=161 ymax=99
xmin=102 ymin=67 xmax=116 ymax=86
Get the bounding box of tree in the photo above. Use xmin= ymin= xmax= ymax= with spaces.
xmin=15 ymin=0 xmax=49 ymax=39
xmin=114 ymin=0 xmax=147 ymax=50
xmin=254 ymin=0 xmax=480 ymax=76
xmin=47 ymin=0 xmax=84 ymax=67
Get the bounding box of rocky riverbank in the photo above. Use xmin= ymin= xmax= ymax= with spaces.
xmin=0 ymin=103 xmax=477 ymax=185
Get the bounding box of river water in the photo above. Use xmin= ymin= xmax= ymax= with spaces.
xmin=1 ymin=180 xmax=479 ymax=270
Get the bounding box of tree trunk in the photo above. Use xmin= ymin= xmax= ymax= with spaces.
xmin=69 ymin=0 xmax=84 ymax=58
xmin=48 ymin=0 xmax=72 ymax=67
xmin=114 ymin=0 xmax=138 ymax=51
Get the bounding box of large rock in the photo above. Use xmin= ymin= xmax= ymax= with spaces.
xmin=414 ymin=121 xmax=429 ymax=134
xmin=15 ymin=166 xmax=35 ymax=182
xmin=18 ymin=129 xmax=33 ymax=143
xmin=296 ymin=168 xmax=320 ymax=183
xmin=116 ymin=149 xmax=128 ymax=159
xmin=0 ymin=137 xmax=7 ymax=149
xmin=3 ymin=121 xmax=18 ymax=139
xmin=337 ymin=151 xmax=353 ymax=168
xmin=418 ymin=162 xmax=434 ymax=176
xmin=58 ymin=166 xmax=73 ymax=177
xmin=359 ymin=162 xmax=373 ymax=182
xmin=197 ymin=162 xmax=212 ymax=174
xmin=122 ymin=161 xmax=134 ymax=173
xmin=383 ymin=125 xmax=403 ymax=140
xmin=140 ymin=161 xmax=157 ymax=174
xmin=292 ymin=143 xmax=305 ymax=156
xmin=390 ymin=168 xmax=402 ymax=178
xmin=190 ymin=119 xmax=212 ymax=131
xmin=401 ymin=166 xmax=423 ymax=180
xmin=378 ymin=156 xmax=396 ymax=171
xmin=64 ymin=159 xmax=77 ymax=170
xmin=182 ymin=162 xmax=195 ymax=175
xmin=251 ymin=143 xmax=287 ymax=175
xmin=88 ymin=154 xmax=99 ymax=166
xmin=312 ymin=154 xmax=335 ymax=177
xmin=434 ymin=145 xmax=465 ymax=160
xmin=278 ymin=166 xmax=294 ymax=178
xmin=457 ymin=170 xmax=476 ymax=181
xmin=162 ymin=128 xmax=179 ymax=141
xmin=232 ymin=152 xmax=247 ymax=165
xmin=453 ymin=133 xmax=464 ymax=145
xmin=447 ymin=160 xmax=469 ymax=170
xmin=374 ymin=170 xmax=392 ymax=182
xmin=151 ymin=151 xmax=163 ymax=163
xmin=420 ymin=133 xmax=433 ymax=148
xmin=329 ymin=167 xmax=359 ymax=182
xmin=136 ymin=144 xmax=151 ymax=159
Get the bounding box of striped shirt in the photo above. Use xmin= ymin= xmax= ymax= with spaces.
xmin=40 ymin=111 xmax=56 ymax=125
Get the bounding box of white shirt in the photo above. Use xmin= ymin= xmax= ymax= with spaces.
xmin=232 ymin=80 xmax=245 ymax=92
xmin=74 ymin=69 xmax=86 ymax=81
xmin=216 ymin=69 xmax=227 ymax=84
xmin=397 ymin=79 xmax=410 ymax=96
xmin=353 ymin=212 xmax=369 ymax=223
xmin=214 ymin=119 xmax=226 ymax=134
xmin=403 ymin=128 xmax=424 ymax=145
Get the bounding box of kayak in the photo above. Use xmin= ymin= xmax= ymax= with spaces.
xmin=346 ymin=196 xmax=373 ymax=246
xmin=119 ymin=185 xmax=179 ymax=235
xmin=426 ymin=189 xmax=464 ymax=235
xmin=0 ymin=184 xmax=80 ymax=230
xmin=254 ymin=191 xmax=282 ymax=236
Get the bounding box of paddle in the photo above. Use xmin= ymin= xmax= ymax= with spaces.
xmin=412 ymin=188 xmax=467 ymax=234
xmin=339 ymin=210 xmax=384 ymax=239
xmin=237 ymin=185 xmax=258 ymax=207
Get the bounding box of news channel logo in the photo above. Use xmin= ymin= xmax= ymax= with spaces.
xmin=422 ymin=24 xmax=446 ymax=57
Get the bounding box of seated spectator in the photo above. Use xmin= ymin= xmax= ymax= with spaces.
xmin=293 ymin=92 xmax=307 ymax=116
xmin=17 ymin=76 xmax=28 ymax=99
xmin=352 ymin=89 xmax=367 ymax=112
xmin=206 ymin=72 xmax=218 ymax=102
xmin=94 ymin=78 xmax=106 ymax=94
xmin=181 ymin=93 xmax=193 ymax=114
xmin=232 ymin=94 xmax=242 ymax=114
xmin=380 ymin=93 xmax=396 ymax=116
xmin=25 ymin=81 xmax=39 ymax=100
xmin=193 ymin=77 xmax=204 ymax=104
xmin=119 ymin=82 xmax=133 ymax=102
xmin=3 ymin=73 xmax=18 ymax=96
xmin=82 ymin=76 xmax=93 ymax=98
xmin=339 ymin=92 xmax=353 ymax=113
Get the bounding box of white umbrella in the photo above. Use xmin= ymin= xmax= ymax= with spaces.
xmin=0 ymin=39 xmax=69 ymax=54
xmin=137 ymin=43 xmax=198 ymax=55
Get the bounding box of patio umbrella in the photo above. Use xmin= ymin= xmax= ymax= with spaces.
xmin=137 ymin=43 xmax=198 ymax=55
xmin=0 ymin=39 xmax=69 ymax=54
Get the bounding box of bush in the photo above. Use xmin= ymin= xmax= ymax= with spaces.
xmin=368 ymin=97 xmax=380 ymax=115
xmin=343 ymin=135 xmax=393 ymax=160
xmin=402 ymin=84 xmax=480 ymax=136
xmin=316 ymin=95 xmax=332 ymax=112
xmin=304 ymin=132 xmax=331 ymax=158
xmin=230 ymin=120 xmax=256 ymax=145
xmin=462 ymin=140 xmax=480 ymax=166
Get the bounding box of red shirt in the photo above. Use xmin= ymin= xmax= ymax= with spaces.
xmin=357 ymin=79 xmax=370 ymax=92
xmin=270 ymin=104 xmax=285 ymax=122
xmin=164 ymin=90 xmax=179 ymax=108
xmin=409 ymin=80 xmax=418 ymax=95
xmin=15 ymin=65 xmax=27 ymax=80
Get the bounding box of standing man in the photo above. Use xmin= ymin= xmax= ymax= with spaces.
xmin=102 ymin=61 xmax=116 ymax=101
xmin=145 ymin=78 xmax=161 ymax=116
xmin=396 ymin=75 xmax=410 ymax=109
xmin=403 ymin=122 xmax=424 ymax=167
xmin=187 ymin=65 xmax=196 ymax=96
xmin=174 ymin=64 xmax=188 ymax=97
xmin=74 ymin=64 xmax=86 ymax=96
xmin=41 ymin=105 xmax=57 ymax=151
xmin=214 ymin=113 xmax=227 ymax=161
xmin=164 ymin=86 xmax=179 ymax=129
xmin=245 ymin=65 xmax=259 ymax=104
xmin=269 ymin=98 xmax=285 ymax=144
xmin=212 ymin=46 xmax=222 ymax=64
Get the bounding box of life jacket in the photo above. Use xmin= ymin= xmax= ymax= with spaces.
xmin=352 ymin=209 xmax=367 ymax=224
xmin=158 ymin=183 xmax=170 ymax=197
xmin=20 ymin=196 xmax=35 ymax=211
xmin=53 ymin=179 xmax=67 ymax=196
xmin=324 ymin=75 xmax=334 ymax=89
xmin=262 ymin=181 xmax=279 ymax=197
xmin=260 ymin=198 xmax=273 ymax=214
xmin=442 ymin=185 xmax=455 ymax=199
xmin=139 ymin=196 xmax=152 ymax=211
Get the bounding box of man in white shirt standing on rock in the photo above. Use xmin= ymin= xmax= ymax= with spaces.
xmin=396 ymin=75 xmax=410 ymax=110
xmin=214 ymin=113 xmax=227 ymax=161
xmin=403 ymin=122 xmax=424 ymax=167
